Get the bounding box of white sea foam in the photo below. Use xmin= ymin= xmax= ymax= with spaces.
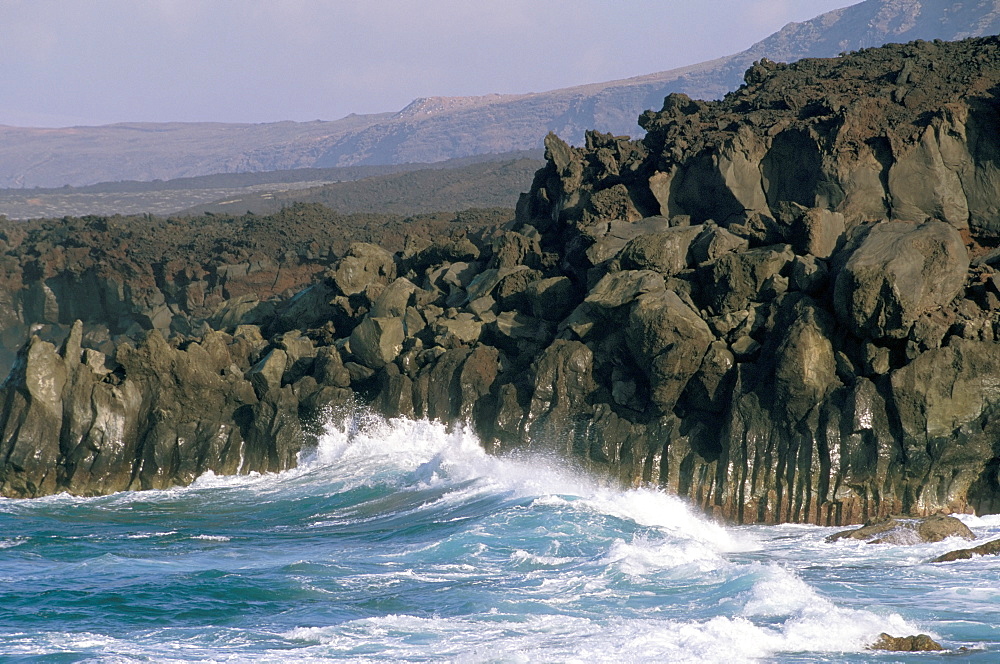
xmin=123 ymin=531 xmax=178 ymax=539
xmin=955 ymin=512 xmax=1000 ymax=529
xmin=261 ymin=416 xmax=923 ymax=660
xmin=509 ymin=549 xmax=576 ymax=568
xmin=601 ymin=536 xmax=726 ymax=576
xmin=281 ymin=597 xmax=916 ymax=664
xmin=305 ymin=413 xmax=742 ymax=551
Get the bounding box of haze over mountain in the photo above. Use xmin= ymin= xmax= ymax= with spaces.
xmin=3 ymin=0 xmax=999 ymax=189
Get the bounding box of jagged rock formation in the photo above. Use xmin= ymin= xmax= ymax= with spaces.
xmin=0 ymin=205 xmax=511 ymax=376
xmin=4 ymin=37 xmax=1000 ymax=526
xmin=0 ymin=321 xmax=305 ymax=497
xmin=3 ymin=0 xmax=1000 ymax=188
xmin=504 ymin=36 xmax=1000 ymax=524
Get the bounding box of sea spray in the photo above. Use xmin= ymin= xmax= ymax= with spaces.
xmin=0 ymin=412 xmax=996 ymax=662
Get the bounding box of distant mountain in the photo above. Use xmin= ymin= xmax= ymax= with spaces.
xmin=0 ymin=150 xmax=543 ymax=220
xmin=3 ymin=0 xmax=999 ymax=188
xmin=177 ymin=157 xmax=544 ymax=218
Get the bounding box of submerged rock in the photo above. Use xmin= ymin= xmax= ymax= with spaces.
xmin=932 ymin=537 xmax=1000 ymax=562
xmin=827 ymin=515 xmax=975 ymax=545
xmin=869 ymin=633 xmax=943 ymax=652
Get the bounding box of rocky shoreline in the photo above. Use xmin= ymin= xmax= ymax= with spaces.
xmin=3 ymin=37 xmax=1000 ymax=526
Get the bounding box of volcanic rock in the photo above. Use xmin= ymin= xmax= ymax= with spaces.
xmin=834 ymin=220 xmax=968 ymax=340
xmin=5 ymin=36 xmax=1000 ymax=528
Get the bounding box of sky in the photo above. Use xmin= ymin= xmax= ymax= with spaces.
xmin=0 ymin=0 xmax=857 ymax=128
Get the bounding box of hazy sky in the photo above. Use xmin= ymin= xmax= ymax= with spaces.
xmin=0 ymin=0 xmax=856 ymax=128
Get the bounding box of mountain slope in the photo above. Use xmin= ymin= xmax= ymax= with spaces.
xmin=3 ymin=0 xmax=1000 ymax=187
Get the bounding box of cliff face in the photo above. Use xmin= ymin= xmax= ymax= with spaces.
xmin=511 ymin=36 xmax=1000 ymax=522
xmin=4 ymin=37 xmax=1000 ymax=524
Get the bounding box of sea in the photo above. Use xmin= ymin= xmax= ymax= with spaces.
xmin=1 ymin=412 xmax=998 ymax=663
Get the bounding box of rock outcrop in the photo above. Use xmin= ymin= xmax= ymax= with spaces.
xmin=3 ymin=37 xmax=1000 ymax=526
xmin=0 ymin=321 xmax=319 ymax=498
xmin=0 ymin=206 xmax=511 ymax=375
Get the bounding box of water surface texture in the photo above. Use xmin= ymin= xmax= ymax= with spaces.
xmin=1 ymin=415 xmax=998 ymax=662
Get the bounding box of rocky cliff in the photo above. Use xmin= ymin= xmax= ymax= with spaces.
xmin=0 ymin=206 xmax=512 ymax=376
xmin=4 ymin=37 xmax=1000 ymax=526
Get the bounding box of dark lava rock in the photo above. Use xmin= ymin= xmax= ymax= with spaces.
xmin=834 ymin=220 xmax=968 ymax=340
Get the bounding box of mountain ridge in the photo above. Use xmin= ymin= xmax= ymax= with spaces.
xmin=3 ymin=0 xmax=1000 ymax=188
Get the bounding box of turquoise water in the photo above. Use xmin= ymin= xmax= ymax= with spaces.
xmin=1 ymin=414 xmax=998 ymax=662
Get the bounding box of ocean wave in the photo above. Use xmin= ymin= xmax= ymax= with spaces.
xmin=279 ymin=601 xmax=914 ymax=663
xmin=0 ymin=412 xmax=993 ymax=661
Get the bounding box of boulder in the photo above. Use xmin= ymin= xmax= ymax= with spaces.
xmin=433 ymin=314 xmax=483 ymax=346
xmin=585 ymin=270 xmax=664 ymax=310
xmin=0 ymin=321 xmax=310 ymax=498
xmin=465 ymin=266 xmax=533 ymax=304
xmin=703 ymin=245 xmax=794 ymax=314
xmin=415 ymin=347 xmax=497 ymax=423
xmin=561 ymin=270 xmax=664 ymax=340
xmin=406 ymin=237 xmax=480 ymax=275
xmin=584 ymin=183 xmax=643 ymax=223
xmin=772 ymin=298 xmax=839 ymax=423
xmin=617 ymin=224 xmax=703 ymax=275
xmin=0 ymin=336 xmax=70 ymax=497
xmin=834 ymin=220 xmax=968 ymax=339
xmin=349 ymin=316 xmax=405 ymax=369
xmin=247 ymin=349 xmax=287 ymax=398
xmin=209 ymin=294 xmax=268 ymax=329
xmin=524 ymin=276 xmax=577 ymax=321
xmin=790 ymin=254 xmax=828 ymax=294
xmin=370 ymin=277 xmax=418 ymax=318
xmin=785 ymin=206 xmax=845 ymax=258
xmin=682 ymin=340 xmax=735 ymax=413
xmin=313 ymin=346 xmax=351 ymax=388
xmin=488 ymin=311 xmax=553 ymax=354
xmin=688 ymin=225 xmax=748 ymax=264
xmin=526 ymin=340 xmax=597 ymax=453
xmin=329 ymin=242 xmax=396 ymax=296
xmin=891 ymin=338 xmax=1000 ymax=440
xmin=494 ymin=267 xmax=543 ymax=311
xmin=582 ymin=216 xmax=672 ymax=266
xmin=626 ymin=290 xmax=713 ymax=414
xmin=269 ymin=282 xmax=337 ymax=333
xmin=491 ymin=231 xmax=542 ymax=270
xmin=428 ymin=261 xmax=479 ymax=294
